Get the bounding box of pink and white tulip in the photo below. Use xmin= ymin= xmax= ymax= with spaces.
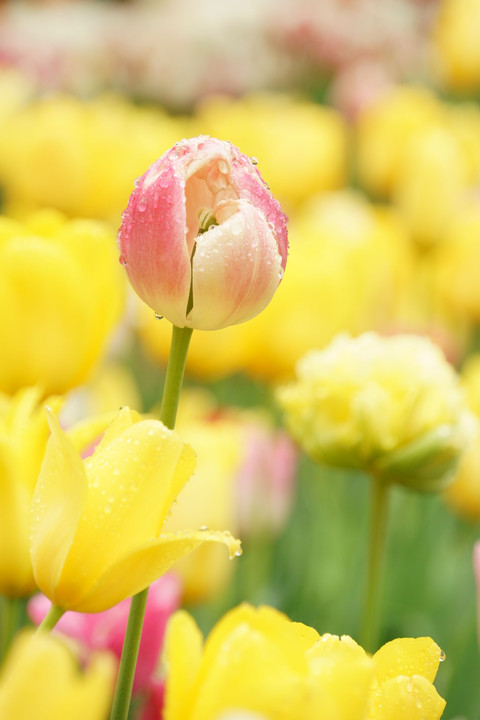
xmin=118 ymin=136 xmax=288 ymax=331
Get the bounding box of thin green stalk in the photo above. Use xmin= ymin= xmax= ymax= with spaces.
xmin=0 ymin=596 xmax=22 ymax=663
xmin=35 ymin=604 xmax=65 ymax=633
xmin=360 ymin=473 xmax=390 ymax=653
xmin=109 ymin=324 xmax=193 ymax=720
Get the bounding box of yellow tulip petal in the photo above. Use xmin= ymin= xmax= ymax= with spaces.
xmin=308 ymin=635 xmax=373 ymax=719
xmin=371 ymin=674 xmax=446 ymax=720
xmin=373 ymin=637 xmax=443 ymax=684
xmin=30 ymin=409 xmax=88 ymax=600
xmin=57 ymin=418 xmax=196 ymax=604
xmin=190 ymin=605 xmax=317 ymax=720
xmin=164 ymin=610 xmax=204 ymax=720
xmin=70 ymin=529 xmax=241 ymax=613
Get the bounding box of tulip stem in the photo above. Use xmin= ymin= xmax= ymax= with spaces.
xmin=360 ymin=472 xmax=390 ymax=653
xmin=110 ymin=324 xmax=193 ymax=720
xmin=36 ymin=604 xmax=65 ymax=633
xmin=0 ymin=596 xmax=22 ymax=663
xmin=159 ymin=325 xmax=193 ymax=430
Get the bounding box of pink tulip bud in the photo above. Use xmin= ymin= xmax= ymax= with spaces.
xmin=28 ymin=574 xmax=181 ymax=694
xmin=118 ymin=136 xmax=288 ymax=330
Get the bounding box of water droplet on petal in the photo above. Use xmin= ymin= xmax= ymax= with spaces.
xmin=119 ymin=254 xmax=127 ymax=266
xmin=439 ymin=650 xmax=446 ymax=662
xmin=154 ymin=312 xmax=163 ymax=320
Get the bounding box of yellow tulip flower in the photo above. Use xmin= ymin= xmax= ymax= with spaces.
xmin=355 ymin=86 xmax=442 ymax=197
xmin=277 ymin=332 xmax=476 ymax=492
xmin=30 ymin=407 xmax=240 ymax=613
xmin=0 ymin=629 xmax=116 ymax=720
xmin=431 ymin=0 xmax=480 ymax=92
xmin=162 ymin=604 xmax=445 ymax=720
xmin=163 ymin=604 xmax=373 ymax=720
xmin=0 ymin=209 xmax=125 ymax=395
xmin=195 ymin=92 xmax=349 ymax=210
xmin=0 ymin=93 xmax=191 ymax=221
xmin=0 ymin=387 xmax=62 ymax=597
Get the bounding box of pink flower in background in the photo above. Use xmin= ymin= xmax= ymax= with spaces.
xmin=118 ymin=136 xmax=288 ymax=331
xmin=28 ymin=573 xmax=181 ymax=694
xmin=236 ymin=425 xmax=298 ymax=538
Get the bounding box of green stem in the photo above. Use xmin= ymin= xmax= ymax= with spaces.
xmin=360 ymin=473 xmax=390 ymax=653
xmin=0 ymin=596 xmax=22 ymax=663
xmin=35 ymin=604 xmax=65 ymax=633
xmin=109 ymin=324 xmax=193 ymax=720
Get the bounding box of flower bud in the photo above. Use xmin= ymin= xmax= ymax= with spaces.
xmin=118 ymin=136 xmax=288 ymax=331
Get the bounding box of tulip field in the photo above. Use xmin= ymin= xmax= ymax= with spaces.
xmin=1 ymin=1 xmax=480 ymax=719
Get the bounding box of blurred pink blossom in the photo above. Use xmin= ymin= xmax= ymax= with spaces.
xmin=28 ymin=573 xmax=181 ymax=694
xmin=236 ymin=425 xmax=298 ymax=538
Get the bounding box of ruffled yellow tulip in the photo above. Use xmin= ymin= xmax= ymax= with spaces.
xmin=277 ymin=332 xmax=476 ymax=492
xmin=30 ymin=407 xmax=240 ymax=613
xmin=0 ymin=209 xmax=125 ymax=396
xmin=162 ymin=604 xmax=445 ymax=720
xmin=0 ymin=387 xmax=61 ymax=597
xmin=0 ymin=629 xmax=116 ymax=720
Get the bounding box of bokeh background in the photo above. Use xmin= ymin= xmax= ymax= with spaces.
xmin=1 ymin=0 xmax=480 ymax=717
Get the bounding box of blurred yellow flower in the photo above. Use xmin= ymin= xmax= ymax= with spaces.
xmin=0 ymin=94 xmax=190 ymax=222
xmin=433 ymin=196 xmax=480 ymax=323
xmin=162 ymin=604 xmax=445 ymax=720
xmin=0 ymin=209 xmax=125 ymax=396
xmin=277 ymin=332 xmax=475 ymax=492
xmin=444 ymin=354 xmax=480 ymax=519
xmin=137 ymin=191 xmax=411 ymax=382
xmin=0 ymin=387 xmax=61 ymax=597
xmin=431 ymin=0 xmax=480 ymax=92
xmin=355 ymin=86 xmax=442 ymax=197
xmin=195 ymin=92 xmax=349 ymax=210
xmin=0 ymin=629 xmax=115 ymax=720
xmin=393 ymin=124 xmax=469 ymax=247
xmin=162 ymin=400 xmax=243 ymax=603
xmin=30 ymin=407 xmax=240 ymax=613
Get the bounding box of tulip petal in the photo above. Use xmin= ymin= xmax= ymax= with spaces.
xmin=120 ymin=157 xmax=191 ymax=328
xmin=371 ymin=675 xmax=446 ymax=720
xmin=56 ymin=418 xmax=196 ymax=608
xmin=69 ymin=529 xmax=241 ymax=613
xmin=373 ymin=637 xmax=443 ymax=684
xmin=164 ymin=610 xmax=204 ymax=720
xmin=66 ymin=412 xmax=118 ymax=456
xmin=189 ymin=199 xmax=283 ymax=330
xmin=30 ymin=409 xmax=88 ymax=600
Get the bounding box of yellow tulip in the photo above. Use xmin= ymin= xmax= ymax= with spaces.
xmin=355 ymin=86 xmax=442 ymax=197
xmin=195 ymin=92 xmax=349 ymax=210
xmin=0 ymin=629 xmax=116 ymax=720
xmin=0 ymin=209 xmax=125 ymax=395
xmin=163 ymin=604 xmax=445 ymax=720
xmin=30 ymin=407 xmax=240 ymax=613
xmin=431 ymin=0 xmax=480 ymax=92
xmin=277 ymin=332 xmax=476 ymax=492
xmin=0 ymin=93 xmax=191 ymax=221
xmin=0 ymin=387 xmax=61 ymax=597
xmin=163 ymin=604 xmax=373 ymax=720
